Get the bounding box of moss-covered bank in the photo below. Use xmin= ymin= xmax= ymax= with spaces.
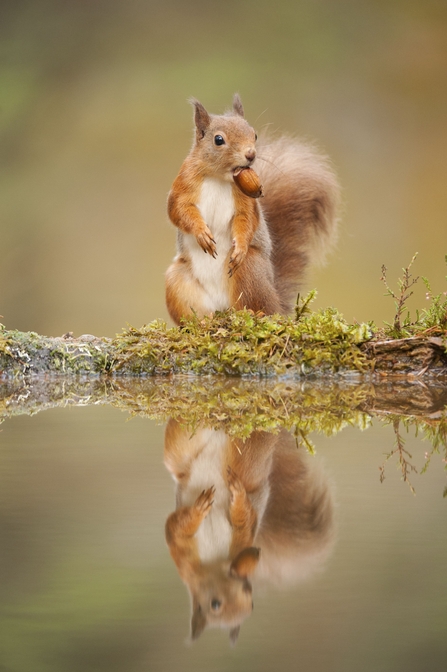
xmin=1 ymin=306 xmax=446 ymax=379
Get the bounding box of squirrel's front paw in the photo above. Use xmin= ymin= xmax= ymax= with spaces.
xmin=227 ymin=466 xmax=256 ymax=533
xmin=226 ymin=466 xmax=245 ymax=502
xmin=196 ymin=227 xmax=217 ymax=258
xmin=228 ymin=241 xmax=247 ymax=277
xmin=194 ymin=486 xmax=215 ymax=517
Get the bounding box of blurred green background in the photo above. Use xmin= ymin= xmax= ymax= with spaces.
xmin=1 ymin=0 xmax=447 ymax=337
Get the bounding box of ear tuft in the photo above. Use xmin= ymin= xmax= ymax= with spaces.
xmin=191 ymin=602 xmax=207 ymax=641
xmin=232 ymin=93 xmax=244 ymax=117
xmin=189 ymin=98 xmax=211 ymax=140
xmin=229 ymin=625 xmax=240 ymax=646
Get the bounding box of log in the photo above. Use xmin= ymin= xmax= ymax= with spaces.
xmin=1 ymin=376 xmax=447 ymax=430
xmin=1 ymin=311 xmax=446 ymax=379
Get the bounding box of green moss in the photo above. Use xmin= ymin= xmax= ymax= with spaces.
xmin=103 ymin=377 xmax=374 ymax=438
xmin=0 ymin=323 xmax=12 ymax=355
xmin=111 ymin=303 xmax=373 ymax=377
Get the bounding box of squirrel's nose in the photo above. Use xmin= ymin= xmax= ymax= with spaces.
xmin=245 ymin=148 xmax=256 ymax=162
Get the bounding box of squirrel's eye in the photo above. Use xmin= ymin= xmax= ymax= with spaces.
xmin=211 ymin=599 xmax=221 ymax=611
xmin=214 ymin=135 xmax=225 ymax=146
xmin=255 ymin=133 xmax=258 ymax=141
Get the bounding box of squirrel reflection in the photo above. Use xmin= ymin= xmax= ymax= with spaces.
xmin=164 ymin=420 xmax=335 ymax=644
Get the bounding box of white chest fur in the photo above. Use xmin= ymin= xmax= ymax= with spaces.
xmin=179 ymin=429 xmax=232 ymax=563
xmin=183 ymin=178 xmax=235 ymax=311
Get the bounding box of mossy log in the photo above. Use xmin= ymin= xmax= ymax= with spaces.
xmin=1 ymin=309 xmax=446 ymax=380
xmin=2 ymin=376 xmax=447 ymax=432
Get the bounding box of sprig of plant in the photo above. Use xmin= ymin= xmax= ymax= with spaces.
xmin=380 ymin=253 xmax=447 ymax=337
xmin=420 ymin=417 xmax=447 ymax=491
xmin=295 ymin=289 xmax=317 ymax=321
xmin=294 ymin=426 xmax=316 ymax=455
xmin=379 ymin=418 xmax=418 ymax=494
xmin=381 ymin=253 xmax=420 ymax=337
xmin=420 ymin=255 xmax=447 ymax=332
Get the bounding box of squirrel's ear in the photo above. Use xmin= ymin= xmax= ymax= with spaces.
xmin=191 ymin=601 xmax=207 ymax=641
xmin=229 ymin=626 xmax=240 ymax=647
xmin=230 ymin=547 xmax=260 ymax=578
xmin=232 ymin=93 xmax=244 ymax=117
xmin=189 ymin=98 xmax=211 ymax=140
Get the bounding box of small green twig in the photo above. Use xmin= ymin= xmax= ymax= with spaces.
xmin=379 ymin=418 xmax=418 ymax=494
xmin=381 ymin=253 xmax=420 ymax=336
xmin=294 ymin=426 xmax=316 ymax=455
xmin=295 ymin=289 xmax=317 ymax=321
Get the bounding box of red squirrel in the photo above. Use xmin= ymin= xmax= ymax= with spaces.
xmin=164 ymin=420 xmax=335 ymax=643
xmin=165 ymin=94 xmax=340 ymax=324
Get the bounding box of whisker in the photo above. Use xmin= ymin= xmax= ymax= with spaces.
xmin=256 ymin=154 xmax=286 ymax=177
xmin=254 ymin=108 xmax=269 ymax=125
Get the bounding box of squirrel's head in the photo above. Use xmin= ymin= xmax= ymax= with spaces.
xmin=189 ymin=546 xmax=260 ymax=645
xmin=189 ymin=94 xmax=258 ymax=180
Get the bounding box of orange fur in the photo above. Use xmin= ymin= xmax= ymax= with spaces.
xmin=230 ymin=246 xmax=281 ymax=313
xmin=164 ymin=420 xmax=335 ymax=643
xmin=228 ymin=184 xmax=260 ymax=275
xmin=165 ymin=95 xmax=340 ymax=324
xmin=165 ymin=256 xmax=210 ymax=324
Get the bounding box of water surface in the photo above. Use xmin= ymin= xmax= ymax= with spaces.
xmin=0 ymin=380 xmax=446 ymax=672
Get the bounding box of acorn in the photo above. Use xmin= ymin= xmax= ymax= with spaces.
xmin=233 ymin=167 xmax=264 ymax=199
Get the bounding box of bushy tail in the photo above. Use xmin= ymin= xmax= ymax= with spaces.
xmin=254 ymin=430 xmax=336 ymax=587
xmin=256 ymin=136 xmax=340 ymax=312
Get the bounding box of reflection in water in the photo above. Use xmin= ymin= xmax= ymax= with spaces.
xmin=379 ymin=418 xmax=419 ymax=494
xmin=2 ymin=377 xmax=447 ymax=499
xmin=164 ymin=420 xmax=335 ymax=643
xmin=1 ymin=395 xmax=447 ymax=671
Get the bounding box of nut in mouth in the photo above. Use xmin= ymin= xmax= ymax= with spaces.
xmin=232 ymin=167 xmax=264 ymax=199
